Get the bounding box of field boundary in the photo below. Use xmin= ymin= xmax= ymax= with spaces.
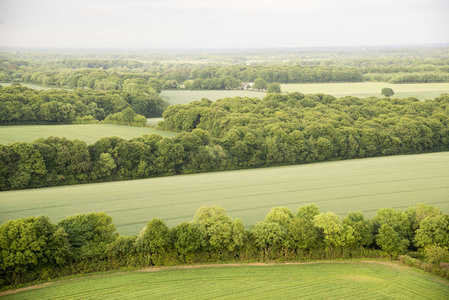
xmin=2 ymin=260 xmax=447 ymax=296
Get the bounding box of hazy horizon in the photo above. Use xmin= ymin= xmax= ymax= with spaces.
xmin=1 ymin=0 xmax=448 ymax=49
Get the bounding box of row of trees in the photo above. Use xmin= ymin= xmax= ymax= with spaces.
xmin=1 ymin=93 xmax=448 ymax=191
xmin=364 ymin=72 xmax=449 ymax=83
xmin=1 ymin=204 xmax=447 ymax=287
xmin=0 ymin=84 xmax=168 ymax=124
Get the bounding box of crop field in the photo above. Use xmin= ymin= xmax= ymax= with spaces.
xmin=0 ymin=124 xmax=177 ymax=145
xmin=281 ymin=82 xmax=449 ymax=100
xmin=1 ymin=152 xmax=448 ymax=236
xmin=160 ymin=90 xmax=266 ymax=105
xmin=2 ymin=262 xmax=449 ymax=299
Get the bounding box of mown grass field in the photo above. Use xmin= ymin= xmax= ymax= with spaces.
xmin=281 ymin=82 xmax=449 ymax=100
xmin=0 ymin=124 xmax=177 ymax=145
xmin=1 ymin=152 xmax=448 ymax=236
xmin=160 ymin=90 xmax=266 ymax=105
xmin=2 ymin=262 xmax=448 ymax=299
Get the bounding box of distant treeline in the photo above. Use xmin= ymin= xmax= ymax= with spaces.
xmin=2 ymin=51 xmax=449 ymax=92
xmin=0 ymin=84 xmax=168 ymax=125
xmin=1 ymin=93 xmax=448 ymax=191
xmin=1 ymin=204 xmax=448 ymax=288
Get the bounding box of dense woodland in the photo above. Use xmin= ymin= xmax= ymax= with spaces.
xmin=1 ymin=204 xmax=448 ymax=287
xmin=0 ymin=84 xmax=168 ymax=125
xmin=1 ymin=92 xmax=448 ymax=191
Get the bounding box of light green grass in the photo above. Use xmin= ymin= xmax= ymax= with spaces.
xmin=2 ymin=262 xmax=449 ymax=299
xmin=0 ymin=83 xmax=71 ymax=91
xmin=281 ymin=82 xmax=449 ymax=100
xmin=160 ymin=90 xmax=266 ymax=105
xmin=1 ymin=152 xmax=448 ymax=236
xmin=0 ymin=124 xmax=177 ymax=145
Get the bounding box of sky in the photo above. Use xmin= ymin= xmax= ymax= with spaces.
xmin=0 ymin=0 xmax=448 ymax=49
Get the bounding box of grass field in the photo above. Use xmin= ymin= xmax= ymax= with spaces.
xmin=160 ymin=90 xmax=266 ymax=105
xmin=0 ymin=82 xmax=71 ymax=91
xmin=1 ymin=152 xmax=448 ymax=236
xmin=2 ymin=262 xmax=448 ymax=299
xmin=0 ymin=124 xmax=177 ymax=145
xmin=281 ymin=82 xmax=449 ymax=100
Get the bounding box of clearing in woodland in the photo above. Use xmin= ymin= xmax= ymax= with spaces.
xmin=1 ymin=262 xmax=448 ymax=299
xmin=0 ymin=152 xmax=448 ymax=236
xmin=0 ymin=124 xmax=177 ymax=145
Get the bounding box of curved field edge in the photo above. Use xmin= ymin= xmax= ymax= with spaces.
xmin=1 ymin=261 xmax=448 ymax=299
xmin=1 ymin=152 xmax=448 ymax=236
xmin=0 ymin=124 xmax=177 ymax=145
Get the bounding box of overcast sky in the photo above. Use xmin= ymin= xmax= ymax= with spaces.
xmin=0 ymin=0 xmax=448 ymax=49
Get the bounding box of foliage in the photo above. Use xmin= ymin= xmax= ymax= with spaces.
xmin=381 ymin=87 xmax=394 ymax=97
xmin=1 ymin=205 xmax=448 ymax=288
xmin=0 ymin=85 xmax=167 ymax=125
xmin=424 ymin=245 xmax=449 ymax=266
xmin=2 ymin=92 xmax=449 ymax=191
xmin=414 ymin=214 xmax=449 ymax=248
xmin=267 ymin=83 xmax=281 ymax=93
xmin=57 ymin=212 xmax=117 ymax=260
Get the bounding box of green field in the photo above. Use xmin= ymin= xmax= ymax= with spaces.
xmin=1 ymin=152 xmax=448 ymax=236
xmin=160 ymin=90 xmax=266 ymax=105
xmin=2 ymin=262 xmax=448 ymax=299
xmin=0 ymin=124 xmax=177 ymax=145
xmin=0 ymin=82 xmax=71 ymax=91
xmin=281 ymin=82 xmax=449 ymax=100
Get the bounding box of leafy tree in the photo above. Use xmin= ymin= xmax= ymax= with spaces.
xmin=171 ymin=222 xmax=203 ymax=261
xmin=376 ymin=224 xmax=409 ymax=255
xmin=253 ymin=78 xmax=267 ymax=90
xmin=381 ymin=87 xmax=394 ymax=97
xmin=373 ymin=208 xmax=412 ymax=254
xmin=251 ymin=221 xmax=286 ymax=258
xmin=58 ymin=212 xmax=117 ymax=259
xmin=0 ymin=216 xmax=70 ymax=285
xmin=424 ymin=245 xmax=449 ymax=266
xmin=134 ymin=218 xmax=171 ymax=264
xmin=193 ymin=206 xmax=244 ymax=252
xmin=313 ymin=212 xmax=354 ymax=251
xmin=406 ymin=203 xmax=442 ymax=232
xmin=267 ymin=83 xmax=281 ymax=93
xmin=414 ymin=214 xmax=449 ymax=248
xmin=264 ymin=207 xmax=294 ymax=227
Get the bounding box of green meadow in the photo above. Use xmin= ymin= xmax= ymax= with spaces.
xmin=1 ymin=152 xmax=448 ymax=236
xmin=281 ymin=82 xmax=449 ymax=100
xmin=0 ymin=124 xmax=177 ymax=145
xmin=0 ymin=82 xmax=72 ymax=91
xmin=160 ymin=90 xmax=266 ymax=105
xmin=2 ymin=262 xmax=448 ymax=299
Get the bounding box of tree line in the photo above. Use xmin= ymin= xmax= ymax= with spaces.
xmin=1 ymin=93 xmax=448 ymax=191
xmin=0 ymin=84 xmax=168 ymax=125
xmin=1 ymin=204 xmax=447 ymax=288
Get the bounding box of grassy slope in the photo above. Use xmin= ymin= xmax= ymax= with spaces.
xmin=2 ymin=262 xmax=449 ymax=299
xmin=1 ymin=152 xmax=448 ymax=236
xmin=281 ymin=82 xmax=449 ymax=100
xmin=0 ymin=124 xmax=177 ymax=145
xmin=160 ymin=90 xmax=266 ymax=105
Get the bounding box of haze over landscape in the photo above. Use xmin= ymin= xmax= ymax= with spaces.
xmin=1 ymin=0 xmax=448 ymax=49
xmin=1 ymin=0 xmax=449 ymax=297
